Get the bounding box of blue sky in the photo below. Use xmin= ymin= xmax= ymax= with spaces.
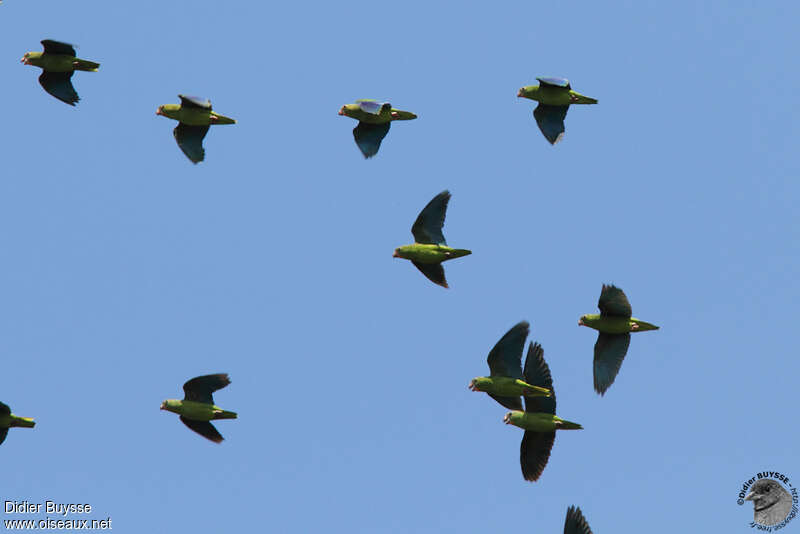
xmin=1 ymin=1 xmax=798 ymax=532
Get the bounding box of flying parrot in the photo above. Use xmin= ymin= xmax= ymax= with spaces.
xmin=563 ymin=506 xmax=594 ymax=534
xmin=469 ymin=321 xmax=551 ymax=410
xmin=393 ymin=190 xmax=471 ymax=288
xmin=21 ymin=40 xmax=99 ymax=106
xmin=502 ymin=341 xmax=582 ymax=481
xmin=579 ymin=284 xmax=659 ymax=395
xmin=517 ymin=77 xmax=597 ymax=144
xmin=156 ymin=95 xmax=236 ymax=164
xmin=0 ymin=401 xmax=35 ymax=446
xmin=338 ymin=100 xmax=417 ymax=158
xmin=161 ymin=374 xmax=237 ymax=443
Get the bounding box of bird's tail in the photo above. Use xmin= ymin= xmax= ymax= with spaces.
xmin=212 ymin=410 xmax=238 ymax=420
xmin=73 ymin=59 xmax=100 ymax=72
xmin=10 ymin=416 xmax=35 ymax=428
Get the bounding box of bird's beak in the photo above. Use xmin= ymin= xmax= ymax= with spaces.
xmin=392 ymin=250 xmax=400 ymax=258
xmin=578 ymin=319 xmax=584 ymax=326
xmin=338 ymin=107 xmax=346 ymax=116
xmin=159 ymin=402 xmax=166 ymax=410
xmin=744 ymin=491 xmax=756 ymax=502
xmin=20 ymin=57 xmax=28 ymax=64
xmin=517 ymin=89 xmax=524 ymax=98
xmin=468 ymin=381 xmax=475 ymax=391
xmin=156 ymin=108 xmax=163 ymax=116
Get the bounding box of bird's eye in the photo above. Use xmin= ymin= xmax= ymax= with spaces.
xmin=765 ymin=486 xmax=771 ymax=492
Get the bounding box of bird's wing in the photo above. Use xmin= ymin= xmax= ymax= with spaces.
xmin=536 ymin=77 xmax=571 ymax=89
xmin=352 ymin=122 xmax=390 ymax=159
xmin=593 ymin=332 xmax=631 ymax=395
xmin=564 ymin=506 xmax=593 ymax=534
xmin=173 ymin=123 xmax=209 ymax=164
xmin=356 ymin=100 xmax=391 ymax=115
xmin=178 ymin=94 xmax=212 ymax=110
xmin=0 ymin=428 xmax=7 ymax=446
xmin=179 ymin=417 xmax=224 ymax=443
xmin=523 ymin=342 xmax=556 ymax=414
xmin=411 ymin=261 xmax=448 ymax=288
xmin=41 ymin=39 xmax=76 ymax=56
xmin=533 ymin=104 xmax=568 ymax=145
xmin=182 ymin=373 xmax=231 ymax=404
xmin=411 ymin=190 xmax=450 ymax=245
xmin=597 ymin=284 xmax=632 ymax=317
xmin=38 ymin=71 xmax=79 ymax=106
xmin=486 ymin=321 xmax=527 ymax=380
xmin=520 ymin=430 xmax=556 ymax=482
xmin=0 ymin=402 xmax=10 ymax=416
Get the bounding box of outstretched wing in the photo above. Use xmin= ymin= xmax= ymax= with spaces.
xmin=523 ymin=342 xmax=556 ymax=414
xmin=179 ymin=94 xmax=212 ymax=110
xmin=520 ymin=430 xmax=556 ymax=482
xmin=593 ymin=332 xmax=631 ymax=395
xmin=486 ymin=321 xmax=527 ymax=379
xmin=0 ymin=428 xmax=8 ymax=446
xmin=183 ymin=373 xmax=231 ymax=404
xmin=353 ymin=122 xmax=390 ymax=159
xmin=356 ymin=100 xmax=391 ymax=115
xmin=38 ymin=71 xmax=79 ymax=106
xmin=173 ymin=123 xmax=209 ymax=164
xmin=180 ymin=417 xmax=224 ymax=443
xmin=411 ymin=190 xmax=450 ymax=245
xmin=533 ymin=104 xmax=568 ymax=145
xmin=0 ymin=402 xmax=10 ymax=416
xmin=598 ymin=284 xmax=632 ymax=317
xmin=564 ymin=506 xmax=593 ymax=534
xmin=41 ymin=39 xmax=76 ymax=56
xmin=411 ymin=261 xmax=448 ymax=288
xmin=536 ymin=77 xmax=571 ymax=89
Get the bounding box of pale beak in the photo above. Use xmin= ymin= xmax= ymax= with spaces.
xmin=744 ymin=491 xmax=756 ymax=502
xmin=392 ymin=250 xmax=400 ymax=258
xmin=578 ymin=319 xmax=584 ymax=326
xmin=159 ymin=402 xmax=166 ymax=410
xmin=517 ymin=89 xmax=524 ymax=97
xmin=338 ymin=107 xmax=345 ymax=116
xmin=156 ymin=108 xmax=162 ymax=116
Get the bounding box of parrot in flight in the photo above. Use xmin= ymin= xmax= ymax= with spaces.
xmin=338 ymin=99 xmax=417 ymax=158
xmin=579 ymin=284 xmax=659 ymax=395
xmin=503 ymin=340 xmax=582 ymax=481
xmin=21 ymin=40 xmax=99 ymax=106
xmin=517 ymin=77 xmax=597 ymax=144
xmin=161 ymin=374 xmax=237 ymax=443
xmin=0 ymin=401 xmax=35 ymax=446
xmin=469 ymin=321 xmax=551 ymax=410
xmin=156 ymin=95 xmax=236 ymax=164
xmin=393 ymin=190 xmax=471 ymax=288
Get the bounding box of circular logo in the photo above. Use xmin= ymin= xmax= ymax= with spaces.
xmin=737 ymin=471 xmax=798 ymax=530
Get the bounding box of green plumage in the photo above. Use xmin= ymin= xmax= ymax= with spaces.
xmin=21 ymin=40 xmax=99 ymax=106
xmin=469 ymin=321 xmax=551 ymax=411
xmin=517 ymin=77 xmax=597 ymax=144
xmin=579 ymin=284 xmax=659 ymax=395
xmin=156 ymin=95 xmax=236 ymax=164
xmin=161 ymin=373 xmax=237 ymax=443
xmin=0 ymin=401 xmax=35 ymax=446
xmin=338 ymin=100 xmax=417 ymax=158
xmin=503 ymin=342 xmax=582 ymax=481
xmin=393 ymin=191 xmax=471 ymax=288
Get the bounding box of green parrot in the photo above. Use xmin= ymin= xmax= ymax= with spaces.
xmin=21 ymin=40 xmax=99 ymax=106
xmin=156 ymin=95 xmax=236 ymax=164
xmin=338 ymin=100 xmax=417 ymax=158
xmin=517 ymin=77 xmax=597 ymax=144
xmin=393 ymin=190 xmax=471 ymax=288
xmin=579 ymin=284 xmax=659 ymax=395
xmin=469 ymin=321 xmax=551 ymax=410
xmin=0 ymin=401 xmax=35 ymax=446
xmin=161 ymin=374 xmax=237 ymax=443
xmin=503 ymin=341 xmax=582 ymax=481
xmin=563 ymin=506 xmax=594 ymax=534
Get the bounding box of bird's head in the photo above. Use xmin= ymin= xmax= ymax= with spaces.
xmin=338 ymin=103 xmax=360 ymax=118
xmin=160 ymin=399 xmax=180 ymax=413
xmin=578 ymin=315 xmax=587 ymax=326
xmin=503 ymin=412 xmax=513 ymax=424
xmin=156 ymin=104 xmax=180 ymax=120
xmin=469 ymin=377 xmax=489 ymax=392
xmin=517 ymin=85 xmax=537 ymax=100
xmin=20 ymin=52 xmax=41 ymax=66
xmin=745 ymin=479 xmax=788 ymax=511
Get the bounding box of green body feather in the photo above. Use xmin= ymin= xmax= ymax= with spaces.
xmin=579 ymin=314 xmax=659 ymax=334
xmin=160 ymin=399 xmax=237 ymax=421
xmin=339 ymin=103 xmax=417 ymax=124
xmin=393 ymin=243 xmax=471 ymax=264
xmin=157 ymin=104 xmax=236 ymax=126
xmin=504 ymin=411 xmax=582 ymax=431
xmin=23 ymin=52 xmax=99 ymax=72
xmin=469 ymin=376 xmax=550 ymax=398
xmin=518 ymin=85 xmax=597 ymax=106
